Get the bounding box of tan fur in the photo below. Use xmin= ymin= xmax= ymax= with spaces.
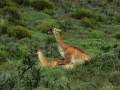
xmin=53 ymin=28 xmax=91 ymax=66
xmin=36 ymin=50 xmax=66 ymax=67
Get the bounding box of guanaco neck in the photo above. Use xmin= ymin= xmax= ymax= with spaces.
xmin=54 ymin=31 xmax=68 ymax=50
xmin=37 ymin=51 xmax=48 ymax=66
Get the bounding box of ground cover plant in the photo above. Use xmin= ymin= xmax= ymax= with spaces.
xmin=0 ymin=0 xmax=120 ymax=90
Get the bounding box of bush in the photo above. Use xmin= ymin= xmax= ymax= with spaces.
xmin=37 ymin=21 xmax=60 ymax=34
xmin=81 ymin=18 xmax=97 ymax=28
xmin=44 ymin=35 xmax=58 ymax=57
xmin=72 ymin=82 xmax=97 ymax=90
xmin=22 ymin=12 xmax=52 ymax=30
xmin=98 ymin=13 xmax=108 ymax=22
xmin=17 ymin=44 xmax=31 ymax=56
xmin=0 ymin=0 xmax=10 ymax=8
xmin=116 ymin=13 xmax=120 ymax=23
xmin=0 ymin=24 xmax=7 ymax=34
xmin=0 ymin=18 xmax=8 ymax=34
xmin=74 ymin=8 xmax=97 ymax=20
xmin=2 ymin=6 xmax=21 ymax=21
xmin=114 ymin=31 xmax=120 ymax=39
xmin=44 ymin=35 xmax=56 ymax=44
xmin=13 ymin=20 xmax=27 ymax=27
xmin=30 ymin=0 xmax=54 ymax=11
xmin=40 ymin=68 xmax=65 ymax=90
xmin=90 ymin=30 xmax=105 ymax=39
xmin=114 ymin=0 xmax=120 ymax=6
xmin=43 ymin=8 xmax=55 ymax=16
xmin=12 ymin=0 xmax=30 ymax=5
xmin=0 ymin=50 xmax=8 ymax=62
xmin=33 ymin=86 xmax=50 ymax=90
xmin=108 ymin=71 xmax=120 ymax=86
xmin=7 ymin=26 xmax=31 ymax=39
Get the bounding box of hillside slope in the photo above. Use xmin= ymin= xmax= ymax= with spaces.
xmin=0 ymin=0 xmax=120 ymax=90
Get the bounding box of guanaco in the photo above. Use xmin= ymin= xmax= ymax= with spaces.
xmin=47 ymin=28 xmax=91 ymax=66
xmin=31 ymin=49 xmax=67 ymax=67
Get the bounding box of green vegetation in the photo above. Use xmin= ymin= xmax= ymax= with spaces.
xmin=115 ymin=31 xmax=120 ymax=39
xmin=81 ymin=17 xmax=97 ymax=28
xmin=108 ymin=71 xmax=120 ymax=86
xmin=37 ymin=21 xmax=60 ymax=33
xmin=74 ymin=8 xmax=97 ymax=20
xmin=30 ymin=0 xmax=54 ymax=11
xmin=0 ymin=0 xmax=120 ymax=90
xmin=7 ymin=25 xmax=31 ymax=39
xmin=2 ymin=6 xmax=22 ymax=21
xmin=0 ymin=50 xmax=8 ymax=62
xmin=90 ymin=30 xmax=105 ymax=39
xmin=43 ymin=8 xmax=55 ymax=16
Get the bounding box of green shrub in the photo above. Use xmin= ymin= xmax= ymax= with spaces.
xmin=108 ymin=71 xmax=120 ymax=86
xmin=0 ymin=18 xmax=7 ymax=34
xmin=114 ymin=31 xmax=120 ymax=39
xmin=98 ymin=13 xmax=108 ymax=22
xmin=101 ymin=84 xmax=115 ymax=90
xmin=7 ymin=25 xmax=31 ymax=39
xmin=37 ymin=21 xmax=60 ymax=34
xmin=74 ymin=8 xmax=97 ymax=20
xmin=3 ymin=6 xmax=21 ymax=20
xmin=43 ymin=8 xmax=55 ymax=16
xmin=23 ymin=11 xmax=53 ymax=30
xmin=40 ymin=68 xmax=65 ymax=90
xmin=115 ymin=86 xmax=120 ymax=90
xmin=72 ymin=82 xmax=97 ymax=90
xmin=90 ymin=30 xmax=105 ymax=39
xmin=14 ymin=20 xmax=27 ymax=27
xmin=116 ymin=13 xmax=120 ymax=23
xmin=33 ymin=86 xmax=50 ymax=90
xmin=114 ymin=0 xmax=120 ymax=6
xmin=0 ymin=24 xmax=7 ymax=34
xmin=0 ymin=50 xmax=8 ymax=62
xmin=30 ymin=0 xmax=54 ymax=11
xmin=17 ymin=44 xmax=30 ymax=56
xmin=44 ymin=35 xmax=58 ymax=57
xmin=0 ymin=0 xmax=10 ymax=8
xmin=81 ymin=18 xmax=97 ymax=27
xmin=12 ymin=0 xmax=30 ymax=5
xmin=44 ymin=35 xmax=56 ymax=44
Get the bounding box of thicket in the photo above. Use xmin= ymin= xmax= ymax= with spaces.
xmin=0 ymin=0 xmax=11 ymax=8
xmin=43 ymin=8 xmax=55 ymax=16
xmin=114 ymin=31 xmax=120 ymax=39
xmin=37 ymin=21 xmax=60 ymax=34
xmin=108 ymin=71 xmax=120 ymax=86
xmin=12 ymin=0 xmax=30 ymax=5
xmin=0 ymin=50 xmax=8 ymax=62
xmin=0 ymin=19 xmax=7 ymax=34
xmin=90 ymin=30 xmax=105 ymax=39
xmin=7 ymin=26 xmax=31 ymax=39
xmin=74 ymin=8 xmax=97 ymax=20
xmin=116 ymin=13 xmax=120 ymax=23
xmin=2 ymin=6 xmax=22 ymax=21
xmin=30 ymin=0 xmax=54 ymax=11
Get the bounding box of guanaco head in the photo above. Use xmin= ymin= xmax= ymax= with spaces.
xmin=53 ymin=28 xmax=61 ymax=32
xmin=31 ymin=49 xmax=41 ymax=55
xmin=47 ymin=28 xmax=61 ymax=34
